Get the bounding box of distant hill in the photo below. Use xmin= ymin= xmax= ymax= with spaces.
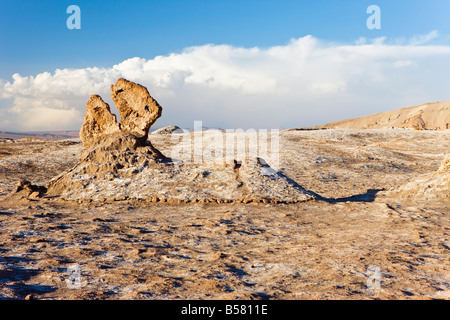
xmin=319 ymin=101 xmax=450 ymax=130
xmin=0 ymin=130 xmax=79 ymax=140
xmin=0 ymin=125 xmax=221 ymax=140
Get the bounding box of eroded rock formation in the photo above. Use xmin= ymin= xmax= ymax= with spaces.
xmin=111 ymin=78 xmax=162 ymax=140
xmin=6 ymin=179 xmax=47 ymax=200
xmin=46 ymin=78 xmax=314 ymax=203
xmin=320 ymin=101 xmax=450 ymax=130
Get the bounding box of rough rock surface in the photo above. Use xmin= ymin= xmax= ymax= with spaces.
xmin=47 ymin=156 xmax=314 ymax=203
xmin=151 ymin=125 xmax=182 ymax=134
xmin=111 ymin=78 xmax=162 ymax=140
xmin=1 ymin=128 xmax=449 ymax=300
xmin=320 ymin=101 xmax=450 ymax=130
xmin=79 ymin=95 xmax=120 ymax=147
xmin=47 ymin=79 xmax=314 ymax=203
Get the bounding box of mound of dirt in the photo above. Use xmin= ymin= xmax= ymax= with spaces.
xmin=320 ymin=101 xmax=450 ymax=130
xmin=42 ymin=79 xmax=314 ymax=203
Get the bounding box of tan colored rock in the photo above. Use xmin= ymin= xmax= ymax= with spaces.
xmin=111 ymin=78 xmax=162 ymax=140
xmin=402 ymin=114 xmax=426 ymax=130
xmin=46 ymin=78 xmax=314 ymax=204
xmin=79 ymin=95 xmax=120 ymax=147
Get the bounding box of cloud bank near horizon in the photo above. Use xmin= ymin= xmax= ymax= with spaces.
xmin=1 ymin=32 xmax=450 ymax=131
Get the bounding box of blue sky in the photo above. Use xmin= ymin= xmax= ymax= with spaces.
xmin=2 ymin=0 xmax=449 ymax=79
xmin=1 ymin=0 xmax=450 ymax=130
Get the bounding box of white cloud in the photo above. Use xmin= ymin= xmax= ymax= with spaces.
xmin=1 ymin=33 xmax=450 ymax=131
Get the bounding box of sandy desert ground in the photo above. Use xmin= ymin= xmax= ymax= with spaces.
xmin=0 ymin=128 xmax=449 ymax=300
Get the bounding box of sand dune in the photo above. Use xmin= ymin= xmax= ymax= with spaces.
xmin=320 ymin=101 xmax=450 ymax=130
